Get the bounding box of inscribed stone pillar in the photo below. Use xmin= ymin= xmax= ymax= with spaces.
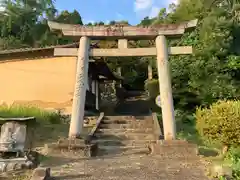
xmin=69 ymin=36 xmax=90 ymax=138
xmin=156 ymin=35 xmax=176 ymax=140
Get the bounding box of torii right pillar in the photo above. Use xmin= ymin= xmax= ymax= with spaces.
xmin=156 ymin=35 xmax=176 ymax=140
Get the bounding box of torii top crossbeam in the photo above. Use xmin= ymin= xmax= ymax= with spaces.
xmin=48 ymin=20 xmax=198 ymax=40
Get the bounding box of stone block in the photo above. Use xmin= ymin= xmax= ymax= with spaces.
xmin=149 ymin=140 xmax=199 ymax=158
xmin=31 ymin=167 xmax=51 ymax=180
xmin=0 ymin=156 xmax=37 ymax=173
xmin=46 ymin=138 xmax=98 ymax=157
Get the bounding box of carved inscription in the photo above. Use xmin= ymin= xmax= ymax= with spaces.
xmin=74 ymin=57 xmax=85 ymax=98
xmin=105 ymin=26 xmax=124 ymax=36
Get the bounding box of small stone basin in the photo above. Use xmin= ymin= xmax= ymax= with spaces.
xmin=0 ymin=157 xmax=34 ymax=172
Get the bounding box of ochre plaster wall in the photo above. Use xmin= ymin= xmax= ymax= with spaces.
xmin=0 ymin=57 xmax=77 ymax=112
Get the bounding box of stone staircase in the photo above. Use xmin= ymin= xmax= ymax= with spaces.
xmin=92 ymin=115 xmax=157 ymax=156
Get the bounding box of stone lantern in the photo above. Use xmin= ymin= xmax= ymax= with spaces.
xmin=0 ymin=117 xmax=37 ymax=172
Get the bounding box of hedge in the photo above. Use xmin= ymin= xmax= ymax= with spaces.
xmin=195 ymin=100 xmax=240 ymax=148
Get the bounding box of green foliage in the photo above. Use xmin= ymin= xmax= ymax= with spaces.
xmin=225 ymin=147 xmax=240 ymax=179
xmin=144 ymin=79 xmax=159 ymax=99
xmin=0 ymin=103 xmax=61 ymax=124
xmin=0 ymin=0 xmax=239 ymax=112
xmin=195 ymin=100 xmax=240 ymax=147
xmin=56 ymin=10 xmax=83 ymax=24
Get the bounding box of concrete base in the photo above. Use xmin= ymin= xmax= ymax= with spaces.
xmin=46 ymin=138 xmax=98 ymax=157
xmin=149 ymin=140 xmax=198 ymax=158
xmin=31 ymin=167 xmax=51 ymax=180
xmin=0 ymin=151 xmax=39 ymax=173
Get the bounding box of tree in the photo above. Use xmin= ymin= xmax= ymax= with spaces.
xmin=56 ymin=10 xmax=83 ymax=24
xmin=0 ymin=0 xmax=57 ymax=49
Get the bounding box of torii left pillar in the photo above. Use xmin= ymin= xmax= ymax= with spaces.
xmin=69 ymin=36 xmax=90 ymax=138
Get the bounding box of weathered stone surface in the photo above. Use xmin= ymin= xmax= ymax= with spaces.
xmin=31 ymin=167 xmax=51 ymax=180
xmin=49 ymin=153 xmax=209 ymax=180
xmin=48 ymin=19 xmax=198 ymax=39
xmin=46 ymin=138 xmax=98 ymax=157
xmin=0 ymin=157 xmax=37 ymax=172
xmin=149 ymin=140 xmax=199 ymax=158
xmin=0 ymin=122 xmax=27 ymax=152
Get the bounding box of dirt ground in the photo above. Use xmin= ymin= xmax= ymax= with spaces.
xmin=38 ymin=150 xmax=209 ymax=180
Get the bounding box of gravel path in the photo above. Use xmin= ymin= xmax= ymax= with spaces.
xmin=48 ymin=152 xmax=209 ymax=180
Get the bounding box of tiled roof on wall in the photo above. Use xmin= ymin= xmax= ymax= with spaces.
xmin=0 ymin=42 xmax=100 ymax=55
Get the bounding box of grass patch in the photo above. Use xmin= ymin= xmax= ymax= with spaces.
xmin=0 ymin=103 xmax=65 ymax=147
xmin=0 ymin=103 xmax=61 ymax=124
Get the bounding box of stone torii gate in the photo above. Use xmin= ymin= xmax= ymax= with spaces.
xmin=48 ymin=20 xmax=197 ymax=140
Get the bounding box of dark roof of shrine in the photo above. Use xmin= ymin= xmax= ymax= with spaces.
xmin=0 ymin=42 xmax=98 ymax=55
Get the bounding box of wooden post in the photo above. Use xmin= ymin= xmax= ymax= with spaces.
xmin=118 ymin=39 xmax=128 ymax=49
xmin=95 ymin=80 xmax=99 ymax=110
xmin=91 ymin=80 xmax=96 ymax=94
xmin=69 ymin=36 xmax=90 ymax=138
xmin=117 ymin=67 xmax=122 ymax=76
xmin=117 ymin=39 xmax=127 ymax=88
xmin=148 ymin=64 xmax=153 ymax=80
xmin=117 ymin=67 xmax=122 ymax=88
xmin=156 ymin=35 xmax=176 ymax=140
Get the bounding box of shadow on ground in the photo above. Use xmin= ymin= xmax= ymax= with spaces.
xmin=53 ymin=174 xmax=92 ymax=179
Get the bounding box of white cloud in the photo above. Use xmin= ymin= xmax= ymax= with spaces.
xmin=134 ymin=0 xmax=179 ymax=19
xmin=104 ymin=20 xmax=110 ymax=24
xmin=134 ymin=0 xmax=153 ymax=11
xmin=149 ymin=6 xmax=160 ymax=18
xmin=168 ymin=0 xmax=179 ymax=5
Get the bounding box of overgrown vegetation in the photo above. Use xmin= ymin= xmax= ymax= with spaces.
xmin=225 ymin=147 xmax=240 ymax=179
xmin=194 ymin=100 xmax=240 ymax=179
xmin=144 ymin=79 xmax=159 ymax=100
xmin=196 ymin=100 xmax=240 ymax=149
xmin=0 ymin=103 xmax=61 ymax=124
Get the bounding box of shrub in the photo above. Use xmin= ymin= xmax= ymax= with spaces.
xmin=195 ymin=100 xmax=240 ymax=148
xmin=145 ymin=79 xmax=159 ymax=99
xmin=0 ymin=103 xmax=61 ymax=124
xmin=225 ymin=147 xmax=240 ymax=179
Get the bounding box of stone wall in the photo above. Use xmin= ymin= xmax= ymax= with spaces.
xmin=0 ymin=57 xmax=76 ymax=113
xmin=0 ymin=57 xmax=96 ymax=114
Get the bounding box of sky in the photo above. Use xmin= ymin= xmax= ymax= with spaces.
xmin=55 ymin=0 xmax=177 ymax=25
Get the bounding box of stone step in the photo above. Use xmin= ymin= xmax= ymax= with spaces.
xmin=99 ymin=123 xmax=153 ymax=129
xmin=98 ymin=145 xmax=148 ymax=150
xmin=102 ymin=116 xmax=152 ymax=125
xmin=101 ymin=119 xmax=132 ymax=124
xmin=104 ymin=116 xmax=150 ymax=121
xmin=97 ymin=146 xmax=150 ymax=156
xmin=149 ymin=140 xmax=199 ymax=158
xmin=99 ymin=123 xmax=132 ymax=129
xmin=93 ymin=139 xmax=156 ymax=146
xmin=96 ymin=128 xmax=153 ymax=134
xmin=94 ymin=132 xmax=155 ymax=140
